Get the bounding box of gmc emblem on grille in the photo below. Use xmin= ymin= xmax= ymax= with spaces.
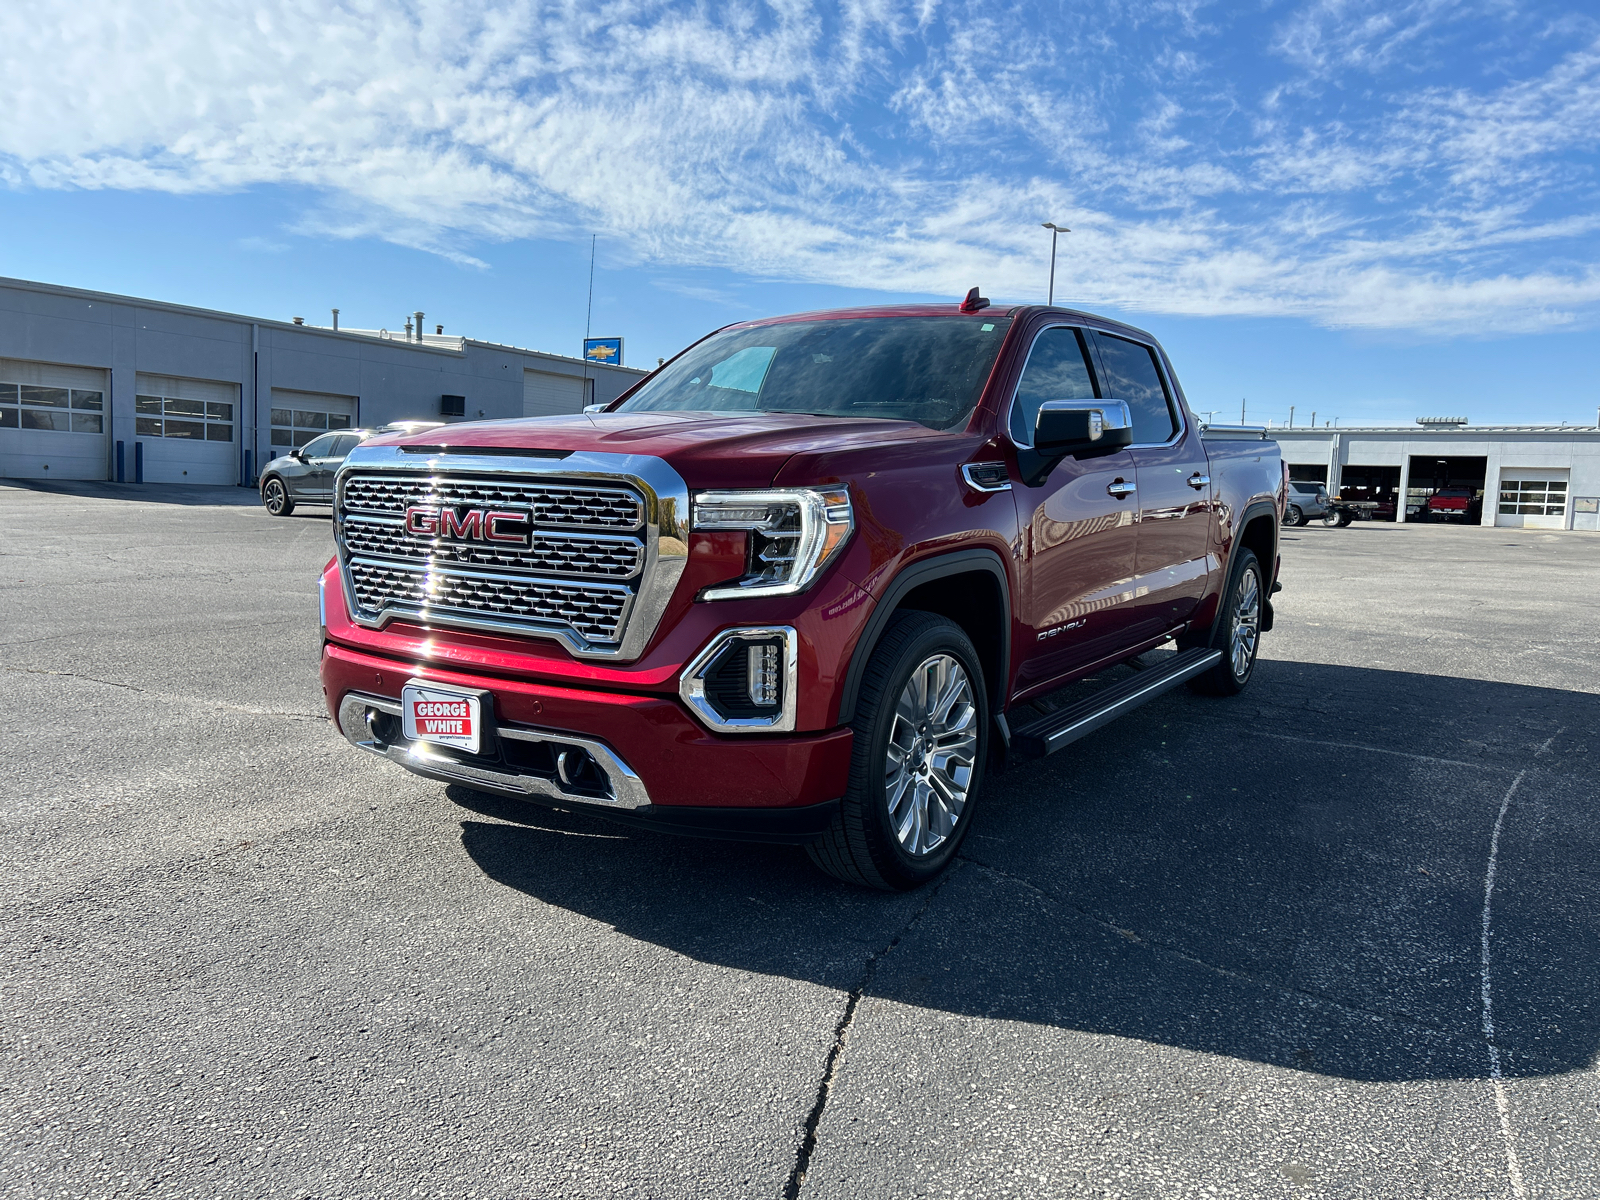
xmin=405 ymin=505 xmax=530 ymax=547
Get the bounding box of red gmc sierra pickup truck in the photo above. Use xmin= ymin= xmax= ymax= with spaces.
xmin=318 ymin=294 xmax=1284 ymax=889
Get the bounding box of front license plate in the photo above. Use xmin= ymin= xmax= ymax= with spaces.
xmin=402 ymin=681 xmax=482 ymax=754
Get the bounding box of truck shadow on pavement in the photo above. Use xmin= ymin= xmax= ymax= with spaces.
xmin=451 ymin=660 xmax=1599 ymax=1086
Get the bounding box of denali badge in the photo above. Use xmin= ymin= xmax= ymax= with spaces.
xmin=404 ymin=505 xmax=531 ymax=547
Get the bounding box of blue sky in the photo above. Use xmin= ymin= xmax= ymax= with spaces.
xmin=2 ymin=0 xmax=1597 ymax=428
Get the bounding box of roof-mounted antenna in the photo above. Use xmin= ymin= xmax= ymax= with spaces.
xmin=959 ymin=287 xmax=990 ymax=313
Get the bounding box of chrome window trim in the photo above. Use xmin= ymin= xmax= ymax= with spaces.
xmin=1006 ymin=323 xmax=1187 ymax=452
xmin=334 ymin=445 xmax=690 ymax=662
xmin=679 ymin=625 xmax=799 ymax=733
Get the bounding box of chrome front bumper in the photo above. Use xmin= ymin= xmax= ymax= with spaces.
xmin=336 ymin=691 xmax=650 ymax=811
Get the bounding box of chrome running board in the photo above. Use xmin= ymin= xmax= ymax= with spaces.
xmin=1009 ymin=647 xmax=1222 ymax=759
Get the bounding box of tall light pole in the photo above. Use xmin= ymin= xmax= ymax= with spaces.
xmin=1041 ymin=222 xmax=1070 ymax=306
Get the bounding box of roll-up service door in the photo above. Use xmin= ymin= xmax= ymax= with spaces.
xmin=523 ymin=369 xmax=585 ymax=417
xmin=268 ymin=390 xmax=358 ymax=454
xmin=0 ymin=357 xmax=110 ymax=481
xmin=135 ymin=373 xmax=241 ymax=485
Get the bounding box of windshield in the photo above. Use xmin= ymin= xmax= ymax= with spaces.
xmin=616 ymin=316 xmax=1014 ymax=430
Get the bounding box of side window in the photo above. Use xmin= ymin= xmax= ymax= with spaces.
xmin=302 ymin=433 xmax=339 ymax=458
xmin=1009 ymin=327 xmax=1098 ymax=445
xmin=329 ymin=434 xmax=360 ymax=457
xmin=1091 ymin=332 xmax=1177 ymax=444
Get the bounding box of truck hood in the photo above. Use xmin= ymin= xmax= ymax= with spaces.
xmin=367 ymin=411 xmax=948 ymax=488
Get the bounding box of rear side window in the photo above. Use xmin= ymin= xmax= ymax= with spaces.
xmin=1091 ymin=332 xmax=1177 ymax=445
xmin=1010 ymin=326 xmax=1098 ymax=445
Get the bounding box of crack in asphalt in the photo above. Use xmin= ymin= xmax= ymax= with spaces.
xmin=4 ymin=666 xmax=326 ymax=721
xmin=783 ymin=864 xmax=960 ymax=1200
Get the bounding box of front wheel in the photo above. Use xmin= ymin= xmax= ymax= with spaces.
xmin=807 ymin=612 xmax=987 ymax=890
xmin=1320 ymin=509 xmax=1341 ymax=527
xmin=261 ymin=476 xmax=294 ymax=516
xmin=1189 ymin=549 xmax=1263 ymax=696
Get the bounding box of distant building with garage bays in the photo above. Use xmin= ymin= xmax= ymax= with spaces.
xmin=0 ymin=275 xmax=646 ymax=486
xmin=1273 ymin=422 xmax=1600 ymax=532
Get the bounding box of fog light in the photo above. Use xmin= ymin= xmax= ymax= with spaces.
xmin=748 ymin=643 xmax=780 ymax=707
xmin=680 ymin=626 xmax=798 ymax=733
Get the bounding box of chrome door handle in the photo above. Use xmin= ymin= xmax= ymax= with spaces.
xmin=1188 ymin=473 xmax=1210 ymax=490
xmin=1107 ymin=479 xmax=1136 ymax=498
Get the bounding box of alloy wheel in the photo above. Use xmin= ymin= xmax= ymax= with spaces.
xmin=1230 ymin=565 xmax=1261 ymax=678
xmin=263 ymin=479 xmax=287 ymax=514
xmin=884 ymin=653 xmax=978 ymax=857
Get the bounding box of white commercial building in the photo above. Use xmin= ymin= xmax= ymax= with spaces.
xmin=1275 ymin=423 xmax=1600 ymax=531
xmin=0 ymin=276 xmax=646 ymax=486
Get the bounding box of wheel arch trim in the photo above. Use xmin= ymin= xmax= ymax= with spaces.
xmin=836 ymin=548 xmax=1012 ymax=726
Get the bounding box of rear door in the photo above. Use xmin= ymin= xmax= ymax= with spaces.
xmin=1088 ymin=331 xmax=1214 ymax=637
xmin=1007 ymin=325 xmax=1141 ymax=691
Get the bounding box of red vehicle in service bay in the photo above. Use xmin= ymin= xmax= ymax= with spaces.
xmin=319 ymin=295 xmax=1285 ymax=889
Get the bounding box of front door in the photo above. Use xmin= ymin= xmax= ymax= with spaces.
xmin=295 ymin=432 xmax=344 ymax=501
xmin=1008 ymin=325 xmax=1142 ymax=692
xmin=1090 ymin=331 xmax=1216 ymax=638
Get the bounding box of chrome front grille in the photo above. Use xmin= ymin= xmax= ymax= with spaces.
xmin=341 ymin=514 xmax=643 ymax=579
xmin=345 ymin=560 xmax=632 ymax=643
xmin=342 ymin=475 xmax=642 ymax=530
xmin=335 ymin=461 xmax=673 ymax=656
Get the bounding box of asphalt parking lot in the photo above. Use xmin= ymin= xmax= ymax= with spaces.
xmin=2 ymin=481 xmax=1597 ymax=1199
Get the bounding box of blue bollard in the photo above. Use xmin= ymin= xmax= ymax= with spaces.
xmin=116 ymin=440 xmax=125 ymax=483
xmin=134 ymin=441 xmax=144 ymax=484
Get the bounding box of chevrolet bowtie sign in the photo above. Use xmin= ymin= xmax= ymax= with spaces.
xmin=583 ymin=337 xmax=623 ymax=366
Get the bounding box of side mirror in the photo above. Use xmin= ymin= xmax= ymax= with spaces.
xmin=290 ymin=449 xmax=307 ymax=462
xmin=583 ymin=403 xmax=608 ymax=414
xmin=1034 ymin=400 xmax=1134 ymax=457
xmin=1018 ymin=400 xmax=1133 ymax=487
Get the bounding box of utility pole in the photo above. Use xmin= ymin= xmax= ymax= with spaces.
xmin=1288 ymin=405 xmax=1294 ymax=428
xmin=1310 ymin=411 xmax=1316 ymax=428
xmin=1240 ymin=398 xmax=1247 ymax=424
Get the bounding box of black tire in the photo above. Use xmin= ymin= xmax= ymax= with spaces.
xmin=1320 ymin=509 xmax=1340 ymax=528
xmin=1189 ymin=548 xmax=1263 ymax=696
xmin=807 ymin=612 xmax=988 ymax=891
xmin=1337 ymin=511 xmax=1354 ymax=527
xmin=261 ymin=476 xmax=294 ymax=516
xmin=1282 ymin=504 xmax=1304 ymax=527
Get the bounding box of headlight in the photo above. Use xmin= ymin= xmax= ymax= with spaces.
xmin=693 ymin=487 xmax=854 ymax=601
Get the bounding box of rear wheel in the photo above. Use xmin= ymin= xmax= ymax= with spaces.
xmin=1189 ymin=549 xmax=1262 ymax=696
xmin=261 ymin=476 xmax=294 ymax=516
xmin=1283 ymin=504 xmax=1304 ymax=527
xmin=807 ymin=612 xmax=987 ymax=891
xmin=1320 ymin=509 xmax=1340 ymax=527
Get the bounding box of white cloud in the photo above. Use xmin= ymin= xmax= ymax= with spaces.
xmin=0 ymin=0 xmax=1597 ymax=333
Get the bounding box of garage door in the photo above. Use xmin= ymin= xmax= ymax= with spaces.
xmin=524 ymin=369 xmax=585 ymax=417
xmin=135 ymin=373 xmax=240 ymax=485
xmin=1496 ymin=469 xmax=1569 ymax=530
xmin=0 ymin=357 xmax=109 ymax=481
xmin=269 ymin=389 xmax=357 ymax=454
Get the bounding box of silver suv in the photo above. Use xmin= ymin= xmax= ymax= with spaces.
xmin=1283 ymin=480 xmax=1330 ymax=526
